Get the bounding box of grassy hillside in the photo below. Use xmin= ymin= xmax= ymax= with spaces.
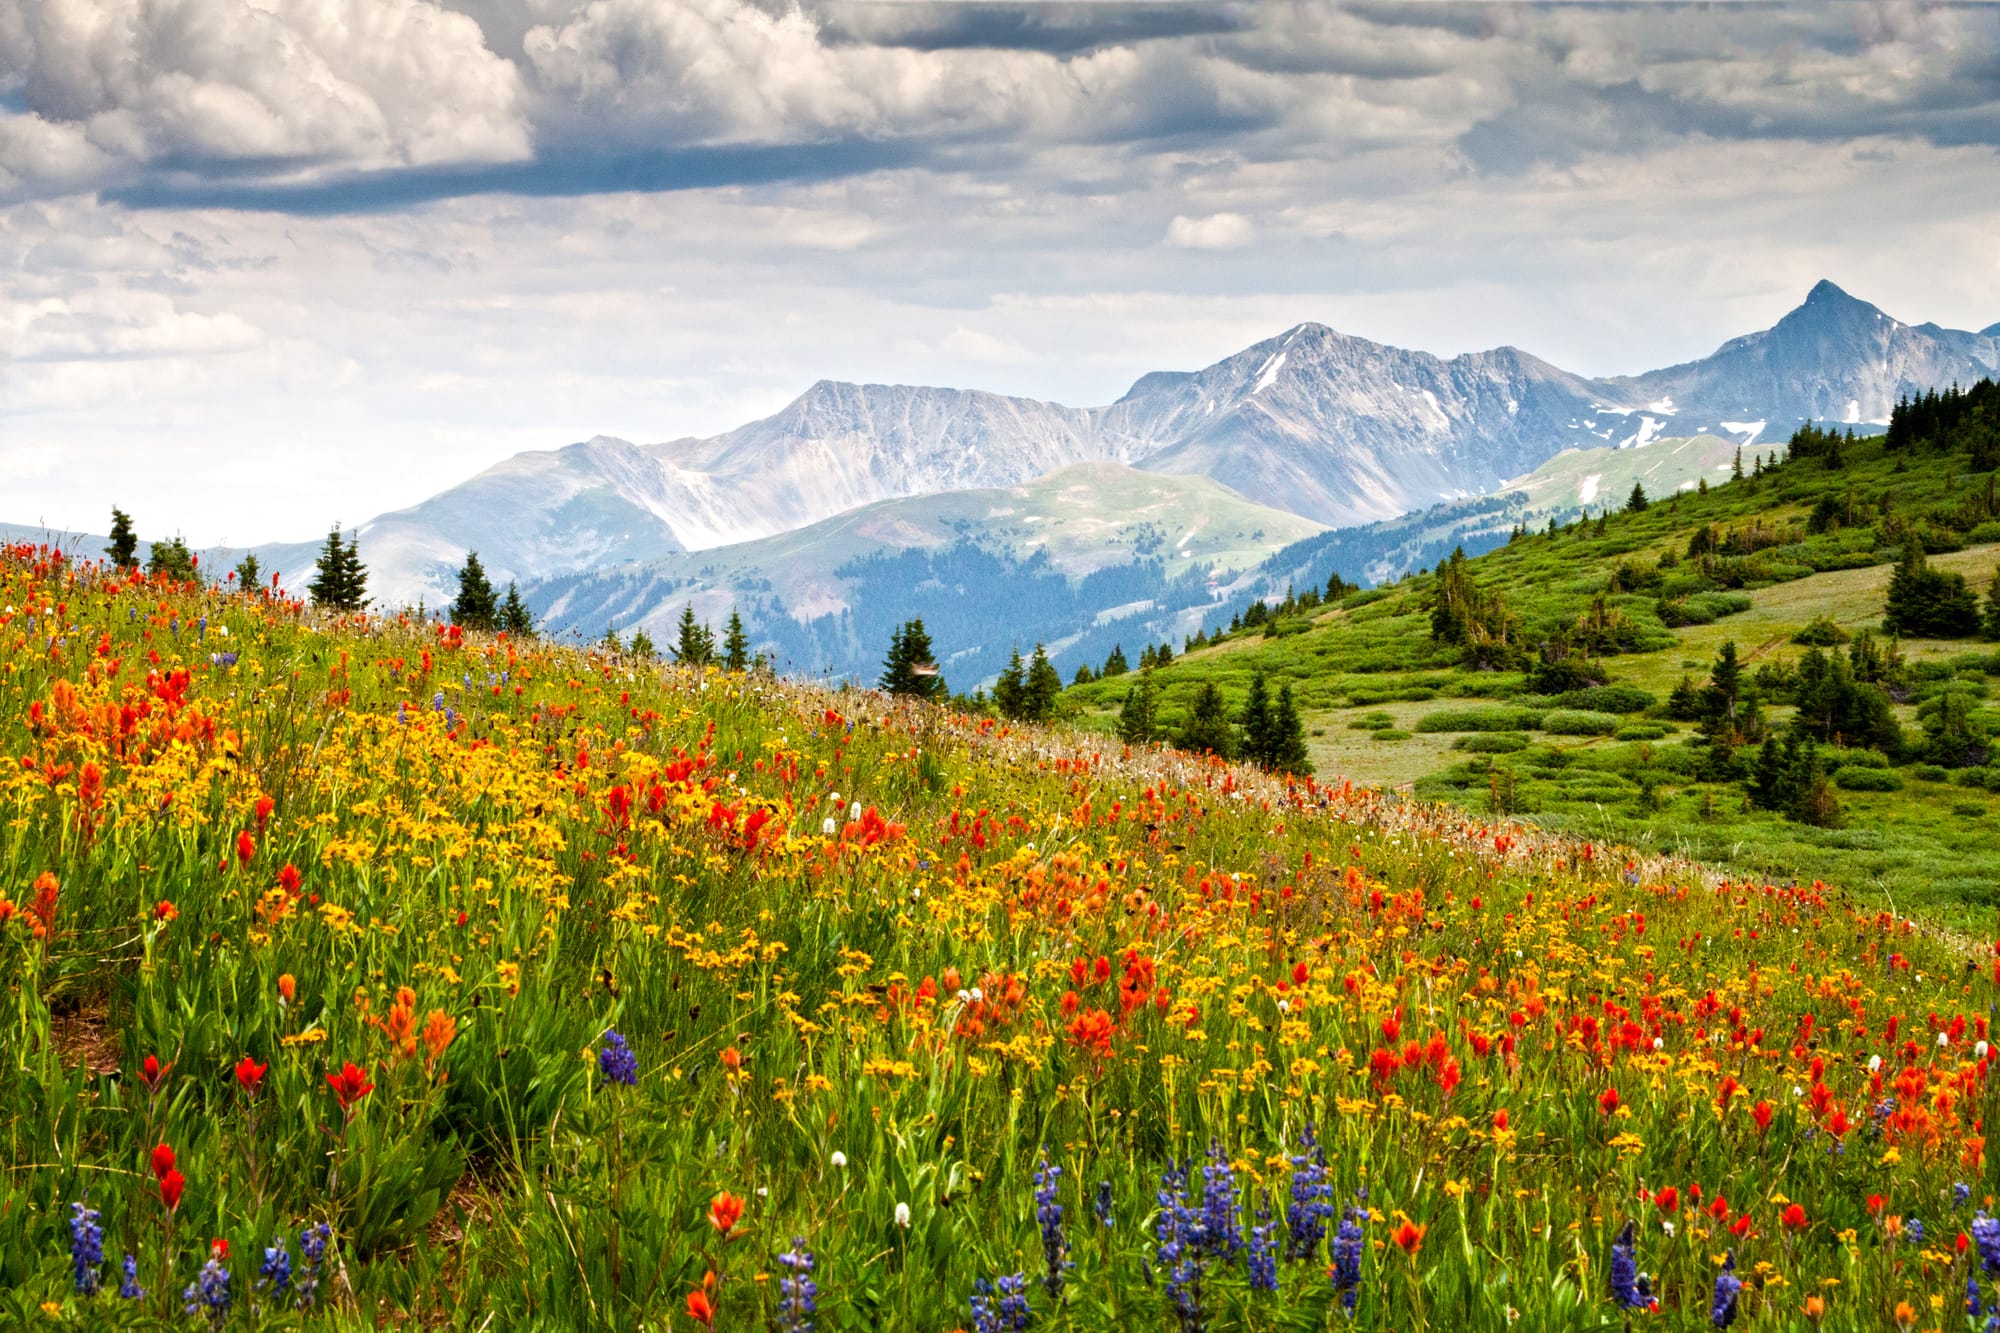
xmin=1073 ymin=425 xmax=2000 ymax=923
xmin=9 ymin=538 xmax=2000 ymax=1330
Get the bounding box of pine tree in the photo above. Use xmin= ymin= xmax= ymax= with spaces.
xmin=629 ymin=628 xmax=656 ymax=659
xmin=1101 ymin=644 xmax=1128 ymax=678
xmin=232 ymin=553 xmax=262 ymax=593
xmin=146 ymin=535 xmax=197 ymax=583
xmin=673 ymin=607 xmax=716 ymax=666
xmin=307 ymin=525 xmax=367 ymax=611
xmin=1022 ymin=644 xmax=1062 ymax=721
xmin=722 ymin=609 xmax=751 ymax=671
xmin=993 ymin=648 xmax=1026 ymax=718
xmin=1984 ymin=569 xmax=2000 ymax=641
xmin=1625 ymin=482 xmax=1649 ymax=514
xmin=451 ymin=551 xmax=499 ymax=631
xmin=1731 ymin=447 xmax=1744 ymax=482
xmin=1072 ymin=664 xmax=1094 ymax=686
xmin=106 ymin=507 xmax=139 ymax=569
xmin=1270 ymin=683 xmax=1310 ymax=775
xmin=1154 ymin=640 xmax=1173 ymax=667
xmin=602 ymin=625 xmax=624 ymax=654
xmin=1117 ymin=668 xmax=1158 ymax=744
xmin=500 ymin=583 xmax=535 ymax=637
xmin=879 ymin=618 xmax=946 ymax=701
xmin=1177 ymin=683 xmax=1234 ymax=759
xmin=1885 ymin=540 xmax=1982 ymax=638
xmin=1239 ymin=673 xmax=1273 ymax=768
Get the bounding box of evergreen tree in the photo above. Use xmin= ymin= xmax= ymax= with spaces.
xmin=722 ymin=609 xmax=751 ymax=671
xmin=1072 ymin=664 xmax=1094 ymax=686
xmin=602 ymin=625 xmax=624 ymax=653
xmin=1270 ymin=683 xmax=1311 ymax=776
xmin=106 ymin=507 xmax=139 ymax=569
xmin=673 ymin=607 xmax=716 ymax=666
xmin=1117 ymin=668 xmax=1158 ymax=744
xmin=1154 ymin=640 xmax=1173 ymax=667
xmin=1022 ymin=644 xmax=1062 ymax=721
xmin=629 ymin=628 xmax=656 ymax=659
xmin=307 ymin=525 xmax=368 ymax=611
xmin=1177 ymin=683 xmax=1234 ymax=759
xmin=232 ymin=553 xmax=262 ymax=593
xmin=993 ymin=648 xmax=1026 ymax=718
xmin=451 ymin=551 xmax=499 ymax=631
xmin=1239 ymin=673 xmax=1274 ymax=768
xmin=1624 ymin=482 xmax=1649 ymax=514
xmin=146 ymin=535 xmax=197 ymax=583
xmin=1731 ymin=447 xmax=1744 ymax=481
xmin=1884 ymin=540 xmax=1982 ymax=638
xmin=1984 ymin=569 xmax=2000 ymax=641
xmin=1101 ymin=644 xmax=1129 ymax=678
xmin=879 ymin=618 xmax=946 ymax=701
xmin=500 ymin=583 xmax=535 ymax=637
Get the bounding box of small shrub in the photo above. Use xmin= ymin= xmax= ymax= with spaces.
xmin=1372 ymin=729 xmax=1412 ymax=742
xmin=1541 ymin=709 xmax=1620 ymax=736
xmin=1555 ymin=684 xmax=1656 ymax=714
xmin=1454 ymin=733 xmax=1530 ymax=754
xmin=1793 ymin=615 xmax=1850 ymax=646
xmin=1833 ymin=766 xmax=1902 ymax=792
xmin=1615 ymin=723 xmax=1669 ymax=741
xmin=1953 ymin=801 xmax=1985 ymax=818
xmin=1413 ymin=705 xmax=1545 ymax=733
xmin=1914 ymin=764 xmax=1951 ymax=783
xmin=1348 ymin=711 xmax=1397 ymax=731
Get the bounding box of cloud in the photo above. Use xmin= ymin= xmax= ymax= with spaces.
xmin=1166 ymin=212 xmax=1254 ymax=250
xmin=0 ymin=0 xmax=531 ymax=201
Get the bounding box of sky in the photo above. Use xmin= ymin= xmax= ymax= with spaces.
xmin=4 ymin=0 xmax=2000 ymax=547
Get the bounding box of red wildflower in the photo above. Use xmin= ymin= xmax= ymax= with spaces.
xmin=159 ymin=1169 xmax=185 ymax=1211
xmin=151 ymin=1143 xmax=176 ymax=1179
xmin=708 ymin=1192 xmax=745 ymax=1236
xmin=139 ymin=1054 xmax=171 ymax=1093
xmin=235 ymin=1056 xmax=267 ymax=1096
xmin=235 ymin=830 xmax=255 ymax=865
xmin=1598 ymin=1087 xmax=1621 ymax=1116
xmin=327 ymin=1061 xmax=374 ymax=1113
xmin=1392 ymin=1220 xmax=1426 ymax=1254
xmin=1781 ymin=1203 xmax=1809 ymax=1231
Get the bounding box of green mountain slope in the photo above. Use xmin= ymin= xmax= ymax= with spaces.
xmin=1072 ymin=398 xmax=2000 ymax=920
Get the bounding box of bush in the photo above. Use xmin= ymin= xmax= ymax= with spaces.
xmin=1540 ymin=709 xmax=1620 ymax=736
xmin=1372 ymin=729 xmax=1412 ymax=742
xmin=1555 ymin=684 xmax=1656 ymax=714
xmin=1454 ymin=733 xmax=1530 ymax=753
xmin=1914 ymin=764 xmax=1951 ymax=783
xmin=1833 ymin=766 xmax=1902 ymax=792
xmin=1793 ymin=615 xmax=1850 ymax=646
xmin=1348 ymin=711 xmax=1397 ymax=730
xmin=1413 ymin=705 xmax=1545 ymax=733
xmin=1657 ymin=591 xmax=1754 ymax=626
xmin=1615 ymin=723 xmax=1669 ymax=741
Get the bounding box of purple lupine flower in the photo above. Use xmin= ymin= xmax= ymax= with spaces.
xmin=1907 ymin=1216 xmax=1925 ymax=1247
xmin=1710 ymin=1250 xmax=1740 ymax=1328
xmin=1033 ymin=1150 xmax=1069 ymax=1299
xmin=1200 ymin=1142 xmax=1241 ymax=1258
xmin=777 ymin=1238 xmax=817 ymax=1333
xmin=1610 ymin=1220 xmax=1644 ymax=1310
xmin=260 ymin=1239 xmax=293 ymax=1296
xmin=118 ymin=1253 xmax=144 ymax=1300
xmin=1093 ymin=1180 xmax=1114 ymax=1231
xmin=1246 ymin=1197 xmax=1278 ymax=1292
xmin=184 ymin=1251 xmax=232 ymax=1327
xmin=1960 ymin=1181 xmax=1975 ymax=1210
xmin=1974 ymin=1212 xmax=2000 ymax=1275
xmin=296 ymin=1223 xmax=331 ymax=1309
xmin=1285 ymin=1123 xmax=1335 ymax=1261
xmin=994 ymin=1273 xmax=1031 ymax=1330
xmin=1970 ymin=1273 xmax=1983 ymax=1319
xmin=68 ymin=1200 xmax=103 ymax=1296
xmin=1155 ymin=1164 xmax=1207 ymax=1333
xmin=598 ymin=1029 xmax=638 ymax=1086
xmin=1331 ymin=1209 xmax=1364 ymax=1312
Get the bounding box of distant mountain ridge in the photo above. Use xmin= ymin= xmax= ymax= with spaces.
xmin=14 ymin=282 xmax=1997 ymax=632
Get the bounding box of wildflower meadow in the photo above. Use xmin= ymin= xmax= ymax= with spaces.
xmin=6 ymin=538 xmax=2000 ymax=1331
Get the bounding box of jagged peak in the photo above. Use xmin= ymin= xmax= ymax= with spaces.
xmin=1803 ymin=278 xmax=1860 ymax=307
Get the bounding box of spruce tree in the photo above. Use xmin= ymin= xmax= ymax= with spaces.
xmin=1117 ymin=668 xmax=1158 ymax=744
xmin=1271 ymin=683 xmax=1311 ymax=776
xmin=993 ymin=648 xmax=1027 ymax=718
xmin=106 ymin=507 xmax=139 ymax=569
xmin=629 ymin=628 xmax=656 ymax=660
xmin=451 ymin=551 xmax=499 ymax=631
xmin=879 ymin=618 xmax=946 ymax=701
xmin=232 ymin=553 xmax=262 ymax=593
xmin=146 ymin=535 xmax=197 ymax=583
xmin=307 ymin=525 xmax=367 ymax=611
xmin=1022 ymin=644 xmax=1062 ymax=721
xmin=500 ymin=583 xmax=535 ymax=637
xmin=1731 ymin=447 xmax=1744 ymax=481
xmin=1102 ymin=644 xmax=1128 ymax=678
xmin=1983 ymin=568 xmax=2000 ymax=641
xmin=673 ymin=607 xmax=716 ymax=666
xmin=1885 ymin=540 xmax=1982 ymax=638
xmin=723 ymin=609 xmax=751 ymax=671
xmin=1177 ymin=683 xmax=1234 ymax=759
xmin=1624 ymin=482 xmax=1649 ymax=513
xmin=1072 ymin=664 xmax=1094 ymax=686
xmin=1240 ymin=673 xmax=1273 ymax=768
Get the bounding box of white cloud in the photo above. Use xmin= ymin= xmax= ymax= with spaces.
xmin=0 ymin=0 xmax=531 ymax=200
xmin=1166 ymin=212 xmax=1254 ymax=250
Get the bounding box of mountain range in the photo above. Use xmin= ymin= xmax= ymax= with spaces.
xmin=11 ymin=281 xmax=1996 ymax=684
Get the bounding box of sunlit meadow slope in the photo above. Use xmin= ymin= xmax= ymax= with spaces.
xmin=3 ymin=541 xmax=1999 ymax=1330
